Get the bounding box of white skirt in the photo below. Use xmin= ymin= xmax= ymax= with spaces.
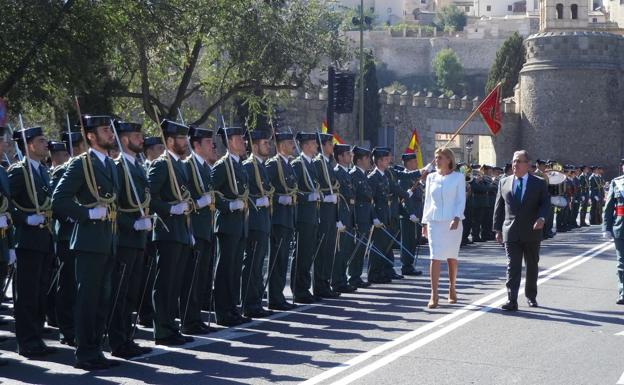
xmin=427 ymin=220 xmax=463 ymax=261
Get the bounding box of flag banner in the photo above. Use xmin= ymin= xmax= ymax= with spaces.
xmin=321 ymin=119 xmax=345 ymax=144
xmin=478 ymin=84 xmax=502 ymax=136
xmin=405 ymin=129 xmax=424 ymax=168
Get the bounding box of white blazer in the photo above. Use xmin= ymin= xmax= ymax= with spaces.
xmin=422 ymin=171 xmax=466 ymax=224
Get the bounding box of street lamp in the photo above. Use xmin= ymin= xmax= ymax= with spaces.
xmin=465 ymin=136 xmax=474 ymax=164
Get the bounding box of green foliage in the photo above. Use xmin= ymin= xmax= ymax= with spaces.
xmin=356 ymin=50 xmax=381 ymax=144
xmin=434 ymin=6 xmax=467 ymax=32
xmin=485 ymin=32 xmax=526 ymax=97
xmin=432 ymin=48 xmax=464 ymax=96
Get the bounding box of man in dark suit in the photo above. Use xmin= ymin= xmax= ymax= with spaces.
xmin=494 ymin=150 xmax=550 ymax=311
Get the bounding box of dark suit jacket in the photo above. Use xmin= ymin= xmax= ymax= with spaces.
xmin=211 ymin=154 xmax=249 ymax=237
xmin=493 ymin=174 xmax=550 ymax=243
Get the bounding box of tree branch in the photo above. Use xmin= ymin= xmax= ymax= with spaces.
xmin=169 ymin=38 xmax=203 ymax=118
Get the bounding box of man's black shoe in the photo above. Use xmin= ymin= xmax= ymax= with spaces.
xmin=314 ymin=290 xmax=340 ymax=299
xmin=268 ymin=302 xmax=297 ymax=311
xmin=526 ymin=298 xmax=538 ymax=308
xmin=18 ymin=346 xmax=48 ymax=358
xmin=244 ymin=308 xmax=273 ymax=318
xmin=501 ymin=301 xmax=518 ymax=311
xmin=368 ymin=277 xmax=391 ymax=284
xmin=617 ymin=297 xmax=624 ymax=305
xmin=333 ymin=285 xmax=357 ymax=293
xmin=392 ymin=273 xmax=404 ymax=280
xmin=181 ymin=324 xmax=211 ymax=335
xmin=112 ymin=344 xmax=142 ymax=359
xmin=155 ymin=335 xmax=189 ymax=346
xmin=74 ymin=359 xmax=109 ymax=371
xmin=127 ymin=341 xmax=152 ymax=355
xmin=402 ymin=270 xmax=423 ymax=276
xmin=350 ymin=280 xmax=371 ymax=288
xmin=60 ymin=337 xmax=76 ymax=347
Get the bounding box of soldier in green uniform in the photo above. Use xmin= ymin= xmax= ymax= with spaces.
xmin=347 ymin=146 xmax=373 ymax=288
xmin=10 ymin=126 xmax=55 ymax=358
xmin=241 ymin=129 xmax=274 ymax=318
xmin=483 ymin=165 xmax=497 ymax=241
xmin=291 ymin=132 xmax=321 ymax=303
xmin=136 ymin=136 xmax=164 ymax=327
xmin=579 ymin=165 xmax=591 ymax=227
xmin=398 ymin=153 xmax=423 ymax=276
xmin=147 ymin=120 xmax=194 ymax=346
xmin=367 ymin=147 xmax=392 ymax=284
xmin=331 ymin=144 xmax=356 ymax=293
xmin=459 ymin=163 xmax=472 ymax=246
xmin=313 ymin=133 xmax=341 ymax=298
xmin=265 ymin=132 xmax=298 ymax=311
xmin=571 ymin=166 xmax=582 ymax=229
xmin=603 ymin=161 xmax=624 ymax=304
xmin=590 ymin=166 xmax=602 ymax=225
xmin=52 ymin=131 xmax=86 ymax=347
xmin=212 ymin=126 xmax=250 ymax=326
xmin=108 ymin=120 xmax=153 ymax=358
xmin=470 ymin=164 xmax=487 ymax=242
xmin=52 ymin=116 xmax=120 ymax=369
xmin=385 ymin=151 xmax=405 ymax=280
xmin=181 ymin=126 xmax=216 ymax=333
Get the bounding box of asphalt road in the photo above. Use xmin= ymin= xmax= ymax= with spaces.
xmin=1 ymin=225 xmax=622 ymax=385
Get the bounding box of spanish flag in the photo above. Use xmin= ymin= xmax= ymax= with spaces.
xmin=321 ymin=119 xmax=345 ymax=145
xmin=405 ymin=129 xmax=424 ymax=168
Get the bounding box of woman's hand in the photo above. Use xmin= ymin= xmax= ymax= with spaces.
xmin=421 ymin=224 xmax=428 ymax=238
xmin=449 ymin=217 xmax=460 ymax=231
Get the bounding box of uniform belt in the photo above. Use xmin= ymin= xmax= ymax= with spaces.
xmin=616 ymin=206 xmax=624 ymax=216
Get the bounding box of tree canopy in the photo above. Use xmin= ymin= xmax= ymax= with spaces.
xmin=432 ymin=48 xmax=464 ymax=96
xmin=485 ymin=32 xmax=526 ymax=98
xmin=434 ymin=6 xmax=467 ymax=33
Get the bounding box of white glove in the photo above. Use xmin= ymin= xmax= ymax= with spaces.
xmin=278 ymin=195 xmax=292 ymax=205
xmin=255 ymin=196 xmax=270 ymax=208
xmin=8 ymin=249 xmax=16 ymax=265
xmin=27 ymin=214 xmax=46 ymax=226
xmin=323 ymin=194 xmax=337 ymax=204
xmin=373 ymin=218 xmax=383 ymax=227
xmin=603 ymin=231 xmax=613 ymax=239
xmin=308 ymin=192 xmax=320 ymax=202
xmin=336 ymin=221 xmax=346 ymax=231
xmin=196 ymin=194 xmax=212 ymax=209
xmin=170 ymin=202 xmax=189 ymax=215
xmin=133 ymin=217 xmax=153 ymax=231
xmin=229 ymin=199 xmax=245 ymax=211
xmin=0 ymin=215 xmax=8 ymax=229
xmin=407 ymin=189 xmax=414 ymax=198
xmin=594 ymin=196 xmax=599 ymax=202
xmin=409 ymin=214 xmax=420 ymax=224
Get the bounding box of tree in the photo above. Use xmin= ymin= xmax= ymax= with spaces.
xmin=356 ymin=50 xmax=381 ymax=144
xmin=434 ymin=6 xmax=467 ymax=32
xmin=432 ymin=48 xmax=464 ymax=96
xmin=485 ymin=32 xmax=526 ymax=97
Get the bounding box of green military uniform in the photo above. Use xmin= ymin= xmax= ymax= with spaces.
xmin=11 ymin=127 xmax=55 ymax=357
xmin=571 ymin=169 xmax=581 ymax=228
xmin=385 ymin=166 xmax=405 ymax=279
xmin=484 ymin=168 xmax=497 ymax=240
xmin=590 ymin=168 xmax=603 ymax=225
xmin=398 ymin=155 xmax=423 ymax=275
xmin=291 ymin=132 xmax=321 ymax=303
xmin=579 ymin=167 xmax=590 ymax=226
xmin=313 ymin=133 xmax=340 ymax=298
xmin=347 ymin=147 xmax=373 ymax=288
xmin=470 ymin=170 xmax=488 ymax=242
xmin=108 ymin=121 xmax=152 ymax=357
xmin=211 ymin=126 xmax=250 ymax=326
xmin=265 ymin=133 xmax=298 ymax=310
xmin=603 ymin=174 xmax=624 ymax=303
xmin=331 ymin=144 xmax=356 ymax=292
xmin=181 ymin=127 xmax=215 ymax=333
xmin=52 ymin=116 xmax=120 ymax=366
xmin=367 ymin=147 xmax=392 ymax=284
xmin=241 ymin=130 xmax=274 ymax=317
xmin=147 ymin=120 xmax=193 ymax=344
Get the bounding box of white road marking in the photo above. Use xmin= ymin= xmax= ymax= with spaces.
xmin=615 ymin=331 xmax=624 ymax=336
xmin=301 ymin=241 xmax=613 ymax=385
xmin=617 ymin=370 xmax=624 ymax=384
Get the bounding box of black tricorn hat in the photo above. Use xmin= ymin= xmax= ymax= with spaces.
xmin=61 ymin=131 xmax=83 ymax=145
xmin=160 ymin=119 xmax=189 ymax=137
xmin=113 ymin=120 xmax=142 ymax=134
xmin=48 ymin=141 xmax=67 ymax=153
xmin=402 ymin=153 xmax=417 ymax=161
xmin=144 ymin=136 xmax=163 ymax=148
xmin=79 ymin=115 xmax=116 ymax=131
xmin=246 ymin=129 xmax=271 ymax=141
xmin=372 ymin=147 xmax=391 ymax=158
xmin=275 ymin=132 xmax=294 ymax=142
xmin=352 ymin=146 xmax=371 ymax=158
xmin=188 ymin=125 xmax=213 ymax=139
xmin=295 ymin=132 xmax=316 ymax=143
xmin=333 ymin=144 xmax=351 ymax=158
xmin=13 ymin=126 xmax=43 ymax=142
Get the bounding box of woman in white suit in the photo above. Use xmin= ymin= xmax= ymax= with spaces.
xmin=422 ymin=147 xmax=466 ymax=309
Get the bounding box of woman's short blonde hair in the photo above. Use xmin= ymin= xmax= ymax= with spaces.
xmin=435 ymin=147 xmax=456 ymax=172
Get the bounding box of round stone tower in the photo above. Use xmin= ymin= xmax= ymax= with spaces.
xmin=517 ymin=4 xmax=624 ymax=176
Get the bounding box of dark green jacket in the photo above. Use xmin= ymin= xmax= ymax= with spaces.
xmin=116 ymin=155 xmax=149 ymax=250
xmin=266 ymin=154 xmax=297 ymax=230
xmin=386 ymin=168 xmax=403 ymax=219
xmin=52 ymin=152 xmax=119 ymax=255
xmin=398 ymin=170 xmax=422 ymax=219
xmin=184 ymin=155 xmax=214 ymax=241
xmin=243 ymin=156 xmax=271 ymax=234
xmin=147 ymin=153 xmax=192 ymax=245
xmin=350 ymin=167 xmax=373 ymax=232
xmin=471 ymin=179 xmax=489 ymax=207
xmin=334 ymin=164 xmax=354 ymax=229
xmin=211 ymin=154 xmax=249 ymax=237
xmin=368 ymin=168 xmax=390 ymax=225
xmin=603 ymin=176 xmax=624 ymax=238
xmin=291 ymin=155 xmax=319 ymax=225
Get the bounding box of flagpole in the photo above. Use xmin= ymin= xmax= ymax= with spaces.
xmin=442 ymin=81 xmax=502 ymax=149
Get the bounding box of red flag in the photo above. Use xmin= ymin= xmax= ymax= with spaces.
xmin=478 ymin=84 xmax=502 ymax=136
xmin=321 ymin=119 xmax=345 ymax=144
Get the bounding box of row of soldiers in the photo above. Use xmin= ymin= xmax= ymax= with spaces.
xmin=0 ymin=116 xmax=428 ymax=370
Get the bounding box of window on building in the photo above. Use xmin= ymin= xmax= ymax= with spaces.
xmin=508 ymin=5 xmax=513 ymax=11
xmin=571 ymin=4 xmax=578 ymax=19
xmin=421 ymin=0 xmax=426 ymax=3
xmin=465 ymin=6 xmax=470 ymax=12
xmin=556 ymin=3 xmax=564 ymax=19
xmin=486 ymin=5 xmax=491 ymax=11
xmin=592 ymin=17 xmax=598 ymax=23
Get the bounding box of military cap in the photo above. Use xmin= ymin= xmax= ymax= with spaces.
xmin=318 ymin=133 xmax=333 ymax=144
xmin=161 ymin=119 xmax=189 ymax=137
xmin=48 ymin=141 xmax=67 ymax=153
xmin=144 ymin=136 xmax=163 ymax=148
xmin=246 ymin=129 xmax=271 ymax=141
xmin=352 ymin=146 xmax=371 ymax=158
xmin=295 ymin=132 xmax=317 ymax=143
xmin=188 ymin=125 xmax=213 ymax=139
xmin=274 ymin=132 xmax=294 ymax=142
xmin=333 ymin=144 xmax=351 ymax=158
xmin=13 ymin=126 xmax=44 ymax=142
xmin=402 ymin=153 xmax=417 ymax=161
xmin=79 ymin=115 xmax=116 ymax=131
xmin=536 ymin=159 xmax=546 ymax=165
xmin=217 ymin=126 xmax=245 ymax=138
xmin=61 ymin=131 xmax=83 ymax=145
xmin=113 ymin=120 xmax=142 ymax=134
xmin=393 ymin=164 xmax=405 ymax=172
